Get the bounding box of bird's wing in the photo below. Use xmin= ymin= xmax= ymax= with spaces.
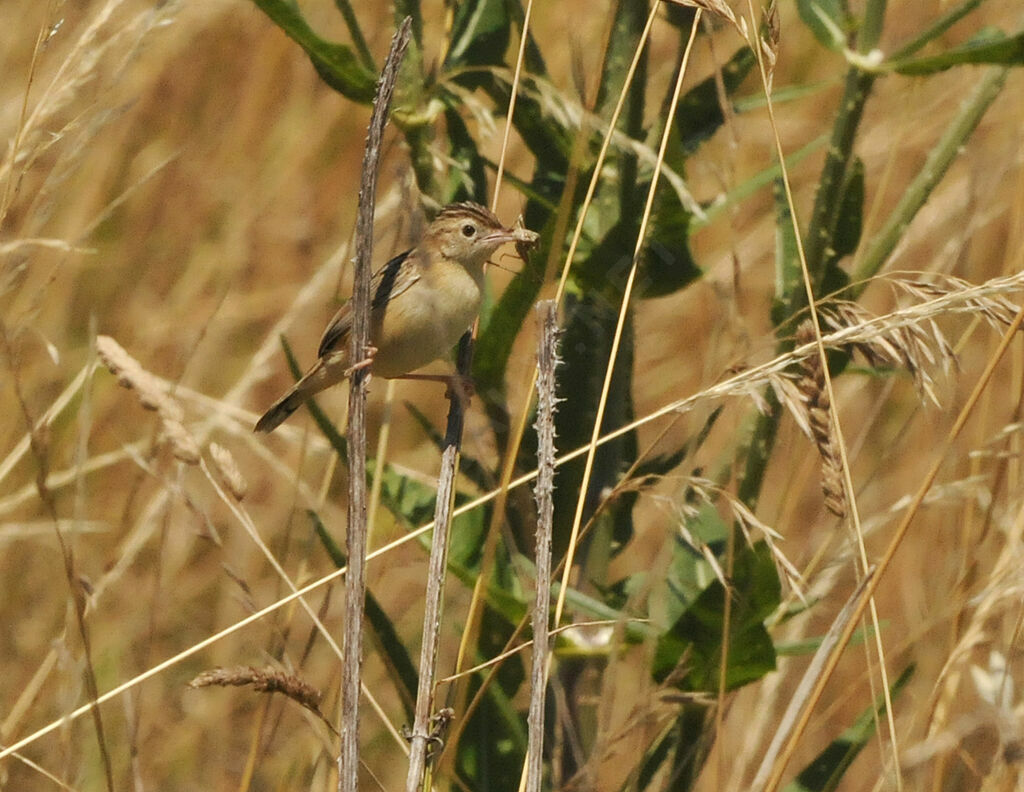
xmin=316 ymin=248 xmax=421 ymax=358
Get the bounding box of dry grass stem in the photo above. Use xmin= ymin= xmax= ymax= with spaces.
xmin=751 ymin=568 xmax=876 ymax=789
xmin=340 ymin=17 xmax=412 ymax=792
xmin=524 ymin=300 xmax=560 ymax=792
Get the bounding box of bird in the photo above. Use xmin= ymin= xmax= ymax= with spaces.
xmin=255 ymin=201 xmax=532 ymax=434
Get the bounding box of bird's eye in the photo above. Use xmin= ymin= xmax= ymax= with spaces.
xmin=461 ymin=224 xmax=476 ymax=238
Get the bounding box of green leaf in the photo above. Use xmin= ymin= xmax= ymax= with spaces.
xmin=442 ymin=106 xmax=489 ymax=204
xmin=892 ymin=27 xmax=1024 ymax=75
xmin=444 ymin=0 xmax=511 ymax=81
xmin=658 ymin=504 xmax=730 ymax=631
xmin=375 ymin=461 xmax=438 ymax=528
xmin=796 ymin=0 xmax=850 ymax=51
xmin=639 ymin=185 xmax=702 ymax=299
xmin=489 ymin=88 xmax=572 ymax=175
xmin=549 ymin=293 xmax=638 ymax=558
xmin=632 ymin=704 xmax=712 ymax=791
xmin=249 ymin=0 xmax=377 ymax=102
xmin=784 ymin=665 xmax=915 ymax=792
xmin=572 ymin=183 xmax=700 ymax=301
xmin=372 ymin=453 xmax=489 ymax=574
xmin=674 ymin=46 xmax=757 ymax=155
xmin=596 ymin=0 xmax=649 ymax=118
xmin=653 ymin=543 xmax=780 ymax=692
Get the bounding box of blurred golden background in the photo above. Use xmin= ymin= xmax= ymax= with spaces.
xmin=1 ymin=1 xmax=1023 ymax=789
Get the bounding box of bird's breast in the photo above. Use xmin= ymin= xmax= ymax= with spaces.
xmin=371 ymin=260 xmax=483 ymax=378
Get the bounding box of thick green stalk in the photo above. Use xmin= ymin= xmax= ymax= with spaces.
xmin=859 ymin=0 xmax=887 ymax=54
xmin=393 ymin=0 xmax=422 ymax=48
xmin=799 ymin=67 xmax=875 ymax=293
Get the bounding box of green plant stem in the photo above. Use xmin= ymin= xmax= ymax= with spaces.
xmin=853 ymin=66 xmax=1008 ymax=285
xmin=393 ymin=0 xmax=423 ymax=48
xmin=334 ymin=0 xmax=375 ymax=71
xmin=736 ymin=391 xmax=782 ymax=510
xmin=402 ymin=123 xmax=439 ymax=204
xmin=800 ymin=67 xmax=875 ymax=293
xmin=890 ymin=0 xmax=985 ymax=60
xmin=859 ymin=0 xmax=888 ymax=54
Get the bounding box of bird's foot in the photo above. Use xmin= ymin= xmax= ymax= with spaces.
xmin=394 ymin=372 xmax=475 ymax=408
xmin=344 ymin=346 xmax=378 ymax=378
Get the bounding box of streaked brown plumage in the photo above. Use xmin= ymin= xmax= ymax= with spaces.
xmin=255 ymin=202 xmax=532 ymax=433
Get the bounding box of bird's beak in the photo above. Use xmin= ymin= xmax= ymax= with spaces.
xmin=480 ymin=228 xmax=519 ymax=245
xmin=482 ymin=227 xmax=539 ymax=247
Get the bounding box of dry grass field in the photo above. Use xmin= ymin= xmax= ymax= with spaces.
xmin=2 ymin=1 xmax=1023 ymax=790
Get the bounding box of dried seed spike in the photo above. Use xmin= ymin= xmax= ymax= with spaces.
xmin=209 ymin=442 xmax=248 ymax=501
xmin=664 ymin=0 xmax=741 ymax=32
xmin=163 ymin=421 xmax=201 ymax=465
xmin=760 ymin=0 xmax=780 ymax=91
xmin=96 ymin=335 xmax=170 ymax=414
xmin=188 ymin=665 xmax=326 ymax=717
xmin=96 ymin=334 xmax=199 ymax=465
xmin=795 ymin=321 xmax=847 ymax=518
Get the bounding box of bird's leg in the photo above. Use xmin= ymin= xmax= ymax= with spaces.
xmin=394 ymin=373 xmax=475 ymax=407
xmin=344 ymin=346 xmax=378 ymax=378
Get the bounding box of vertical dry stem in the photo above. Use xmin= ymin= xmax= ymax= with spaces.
xmin=340 ymin=17 xmax=412 ymax=792
xmin=524 ymin=301 xmax=560 ymax=792
xmin=404 ymin=332 xmax=473 ymax=792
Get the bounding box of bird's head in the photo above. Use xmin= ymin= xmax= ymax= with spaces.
xmin=428 ymin=202 xmax=522 ymax=267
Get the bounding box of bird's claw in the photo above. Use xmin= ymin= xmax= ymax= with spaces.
xmin=344 ymin=346 xmax=378 ymax=378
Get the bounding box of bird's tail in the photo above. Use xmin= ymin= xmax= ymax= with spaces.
xmin=254 ymin=358 xmax=346 ymax=434
xmin=254 ymin=385 xmax=307 ymax=434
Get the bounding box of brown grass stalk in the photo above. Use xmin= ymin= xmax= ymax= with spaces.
xmin=1 ymin=320 xmax=115 ymax=791
xmin=341 ymin=17 xmax=412 ymax=792
xmin=744 ymin=0 xmax=903 ymax=777
xmin=404 ymin=331 xmax=472 ymax=792
xmin=523 ymin=301 xmax=560 ymax=792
